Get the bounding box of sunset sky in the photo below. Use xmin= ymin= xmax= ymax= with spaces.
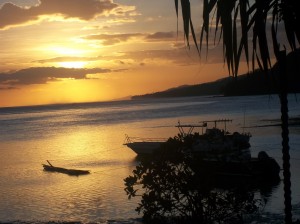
xmin=0 ymin=0 xmax=250 ymax=107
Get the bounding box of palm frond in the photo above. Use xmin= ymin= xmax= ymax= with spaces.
xmin=176 ymin=0 xmax=299 ymax=76
xmin=253 ymin=0 xmax=272 ymax=71
xmin=176 ymin=0 xmax=200 ymax=53
xmin=272 ymin=0 xmax=280 ymax=59
xmin=239 ymin=0 xmax=249 ymax=69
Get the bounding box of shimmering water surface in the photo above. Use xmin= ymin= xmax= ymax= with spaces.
xmin=0 ymin=95 xmax=300 ymax=223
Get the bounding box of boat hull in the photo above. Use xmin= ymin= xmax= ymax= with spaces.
xmin=124 ymin=142 xmax=163 ymax=155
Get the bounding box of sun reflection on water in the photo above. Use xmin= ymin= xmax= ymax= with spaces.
xmin=0 ymin=122 xmax=141 ymax=222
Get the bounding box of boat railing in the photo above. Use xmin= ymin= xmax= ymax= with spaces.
xmin=124 ymin=134 xmax=167 ymax=144
xmin=201 ymin=119 xmax=232 ymax=132
xmin=176 ymin=121 xmax=208 ymax=136
xmin=175 ymin=119 xmax=252 ymax=139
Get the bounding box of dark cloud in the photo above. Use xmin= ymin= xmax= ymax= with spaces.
xmin=0 ymin=86 xmax=19 ymax=90
xmin=0 ymin=0 xmax=119 ymax=29
xmin=117 ymin=48 xmax=201 ymax=66
xmin=0 ymin=67 xmax=111 ymax=86
xmin=84 ymin=33 xmax=143 ymax=45
xmin=33 ymin=56 xmax=102 ymax=63
xmin=145 ymin=31 xmax=177 ymax=41
xmin=83 ymin=31 xmax=181 ymax=46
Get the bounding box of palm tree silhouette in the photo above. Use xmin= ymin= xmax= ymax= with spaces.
xmin=175 ymin=1 xmax=299 ymax=223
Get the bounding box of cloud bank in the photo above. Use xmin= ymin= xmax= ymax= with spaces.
xmin=83 ymin=31 xmax=179 ymax=46
xmin=0 ymin=67 xmax=111 ymax=86
xmin=33 ymin=56 xmax=103 ymax=64
xmin=0 ymin=0 xmax=119 ymax=29
xmin=85 ymin=33 xmax=144 ymax=45
xmin=145 ymin=31 xmax=177 ymax=41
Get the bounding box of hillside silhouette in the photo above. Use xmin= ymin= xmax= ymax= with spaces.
xmin=132 ymin=49 xmax=300 ymax=99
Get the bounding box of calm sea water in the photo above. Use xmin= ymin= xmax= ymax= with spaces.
xmin=0 ymin=95 xmax=300 ymax=223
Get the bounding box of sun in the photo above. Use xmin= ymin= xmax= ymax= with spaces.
xmin=44 ymin=46 xmax=89 ymax=68
xmin=58 ymin=61 xmax=87 ymax=68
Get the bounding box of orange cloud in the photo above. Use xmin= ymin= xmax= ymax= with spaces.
xmin=33 ymin=56 xmax=103 ymax=63
xmin=0 ymin=67 xmax=112 ymax=87
xmin=84 ymin=33 xmax=143 ymax=45
xmin=83 ymin=31 xmax=179 ymax=46
xmin=0 ymin=0 xmax=119 ymax=29
xmin=145 ymin=31 xmax=177 ymax=41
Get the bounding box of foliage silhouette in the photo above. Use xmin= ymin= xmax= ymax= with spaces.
xmin=124 ymin=134 xmax=262 ymax=223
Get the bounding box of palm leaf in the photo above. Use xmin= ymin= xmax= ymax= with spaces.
xmin=176 ymin=0 xmax=199 ymax=53
xmin=233 ymin=5 xmax=239 ymax=76
xmin=190 ymin=19 xmax=200 ymax=54
xmin=176 ymin=0 xmax=299 ymax=74
xmin=175 ymin=0 xmax=179 ymax=34
xmin=174 ymin=0 xmax=178 ymax=18
xmin=180 ymin=0 xmax=191 ymax=47
xmin=239 ymin=0 xmax=249 ymax=69
xmin=271 ymin=0 xmax=280 ymax=60
xmin=200 ymin=0 xmax=210 ymax=57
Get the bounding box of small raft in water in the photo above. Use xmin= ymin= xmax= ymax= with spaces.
xmin=42 ymin=160 xmax=90 ymax=176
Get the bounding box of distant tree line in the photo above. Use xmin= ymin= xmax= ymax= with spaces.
xmin=132 ymin=50 xmax=300 ymax=99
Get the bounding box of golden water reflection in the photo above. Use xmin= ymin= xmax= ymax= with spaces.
xmin=0 ymin=123 xmax=142 ymax=222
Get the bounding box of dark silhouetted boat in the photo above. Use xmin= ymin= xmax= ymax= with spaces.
xmin=42 ymin=160 xmax=90 ymax=176
xmin=124 ymin=119 xmax=251 ymax=160
xmin=124 ymin=119 xmax=280 ymax=179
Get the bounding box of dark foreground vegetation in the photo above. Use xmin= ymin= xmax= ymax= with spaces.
xmin=124 ymin=134 xmax=281 ymax=224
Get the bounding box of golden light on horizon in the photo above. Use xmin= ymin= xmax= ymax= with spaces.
xmin=58 ymin=61 xmax=87 ymax=68
xmin=54 ymin=79 xmax=102 ymax=103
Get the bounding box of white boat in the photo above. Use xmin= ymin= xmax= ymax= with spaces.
xmin=123 ymin=123 xmax=207 ymax=155
xmin=123 ymin=135 xmax=165 ymax=155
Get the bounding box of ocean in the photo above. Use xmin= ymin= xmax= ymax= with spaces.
xmin=0 ymin=95 xmax=300 ymax=223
